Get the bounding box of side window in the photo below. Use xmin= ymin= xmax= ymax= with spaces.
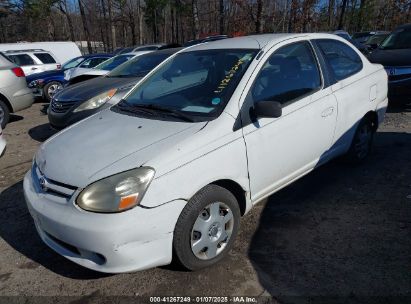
xmin=251 ymin=41 xmax=321 ymax=106
xmin=8 ymin=54 xmax=35 ymax=66
xmin=33 ymin=53 xmax=56 ymax=64
xmin=79 ymin=58 xmax=92 ymax=68
xmin=316 ymin=39 xmax=363 ymax=81
xmin=89 ymin=57 xmax=110 ymax=68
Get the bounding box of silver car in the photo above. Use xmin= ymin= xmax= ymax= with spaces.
xmin=0 ymin=53 xmax=34 ymax=128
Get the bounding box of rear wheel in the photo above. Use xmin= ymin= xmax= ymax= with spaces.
xmin=43 ymin=81 xmax=62 ymax=101
xmin=173 ymin=185 xmax=240 ymax=270
xmin=0 ymin=100 xmax=10 ymax=129
xmin=345 ymin=117 xmax=375 ymax=163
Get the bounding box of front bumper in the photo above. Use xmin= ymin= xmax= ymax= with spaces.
xmin=23 ymin=170 xmax=186 ymax=273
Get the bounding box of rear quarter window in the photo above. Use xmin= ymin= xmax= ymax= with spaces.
xmin=316 ymin=39 xmax=363 ymax=81
xmin=33 ymin=53 xmax=56 ymax=64
xmin=8 ymin=54 xmax=35 ymax=66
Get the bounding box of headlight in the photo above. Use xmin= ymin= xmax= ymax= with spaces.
xmin=73 ymin=89 xmax=117 ymax=112
xmin=76 ymin=167 xmax=155 ymax=213
xmin=28 ymin=79 xmax=44 ymax=88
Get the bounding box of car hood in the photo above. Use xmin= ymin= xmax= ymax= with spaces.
xmin=367 ymin=48 xmax=411 ymax=66
xmin=55 ymin=76 xmax=141 ymax=102
xmin=36 ymin=109 xmax=207 ymax=187
xmin=26 ymin=69 xmax=63 ymax=82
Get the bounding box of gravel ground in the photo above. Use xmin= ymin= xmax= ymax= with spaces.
xmin=0 ymin=102 xmax=410 ymax=304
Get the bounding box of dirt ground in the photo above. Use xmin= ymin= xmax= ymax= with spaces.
xmin=0 ymin=101 xmax=410 ymax=304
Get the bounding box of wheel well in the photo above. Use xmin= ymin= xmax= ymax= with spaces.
xmin=211 ymin=180 xmax=247 ymax=216
xmin=0 ymin=93 xmax=13 ymax=112
xmin=363 ymin=111 xmax=378 ymax=131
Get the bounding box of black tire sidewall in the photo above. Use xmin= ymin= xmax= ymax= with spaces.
xmin=0 ymin=100 xmax=10 ymax=129
xmin=173 ymin=184 xmax=241 ymax=270
xmin=346 ymin=118 xmax=374 ymax=163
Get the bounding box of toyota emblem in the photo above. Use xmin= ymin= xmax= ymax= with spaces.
xmin=39 ymin=176 xmax=48 ymax=192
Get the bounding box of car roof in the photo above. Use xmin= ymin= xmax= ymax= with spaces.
xmin=3 ymin=49 xmax=52 ymax=54
xmin=83 ymin=53 xmax=112 ymax=58
xmin=395 ymin=23 xmax=411 ymax=31
xmin=182 ymin=33 xmax=340 ymax=51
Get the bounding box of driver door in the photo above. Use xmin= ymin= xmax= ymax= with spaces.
xmin=241 ymin=41 xmax=338 ymax=202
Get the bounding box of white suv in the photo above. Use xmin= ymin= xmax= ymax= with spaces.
xmin=4 ymin=49 xmax=60 ymax=76
xmin=24 ymin=34 xmax=388 ymax=273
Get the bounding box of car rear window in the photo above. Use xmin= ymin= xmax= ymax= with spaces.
xmin=8 ymin=54 xmax=35 ymax=66
xmin=33 ymin=53 xmax=56 ymax=64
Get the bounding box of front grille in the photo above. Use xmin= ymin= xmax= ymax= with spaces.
xmin=32 ymin=162 xmax=77 ymax=198
xmin=50 ymin=99 xmax=78 ymax=114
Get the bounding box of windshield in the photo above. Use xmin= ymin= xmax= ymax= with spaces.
xmin=117 ymin=49 xmax=257 ymax=121
xmin=108 ymin=52 xmax=173 ymax=78
xmin=380 ymin=29 xmax=411 ymax=50
xmin=366 ymin=34 xmax=388 ymax=45
xmin=94 ymin=54 xmax=134 ymax=71
xmin=63 ymin=57 xmax=84 ymax=69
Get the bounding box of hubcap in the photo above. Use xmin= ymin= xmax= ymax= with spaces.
xmin=48 ymin=84 xmax=62 ymax=97
xmin=354 ymin=124 xmax=372 ymax=159
xmin=191 ymin=202 xmax=234 ymax=260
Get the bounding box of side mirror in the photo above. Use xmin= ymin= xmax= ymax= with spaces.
xmin=253 ymin=100 xmax=282 ymax=118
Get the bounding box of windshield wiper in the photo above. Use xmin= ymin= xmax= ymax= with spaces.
xmin=116 ymin=100 xmax=153 ymax=116
xmin=133 ymin=104 xmax=195 ymax=122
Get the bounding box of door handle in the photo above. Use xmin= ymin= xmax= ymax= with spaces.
xmin=31 ymin=67 xmax=38 ymax=70
xmin=321 ymin=107 xmax=334 ymax=117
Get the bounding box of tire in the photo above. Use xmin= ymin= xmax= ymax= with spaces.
xmin=0 ymin=100 xmax=10 ymax=129
xmin=43 ymin=81 xmax=62 ymax=101
xmin=345 ymin=117 xmax=375 ymax=164
xmin=173 ymin=184 xmax=241 ymax=271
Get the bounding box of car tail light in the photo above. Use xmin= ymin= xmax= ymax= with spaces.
xmin=11 ymin=67 xmax=25 ymax=77
xmin=57 ymin=64 xmax=61 ymax=69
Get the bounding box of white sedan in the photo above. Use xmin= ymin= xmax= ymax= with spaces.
xmin=24 ymin=33 xmax=388 ymax=273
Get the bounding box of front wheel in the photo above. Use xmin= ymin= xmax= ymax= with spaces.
xmin=43 ymin=81 xmax=62 ymax=101
xmin=345 ymin=117 xmax=375 ymax=163
xmin=0 ymin=100 xmax=10 ymax=129
xmin=173 ymin=185 xmax=241 ymax=270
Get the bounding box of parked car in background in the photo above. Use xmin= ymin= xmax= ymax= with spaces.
xmin=65 ymin=51 xmax=151 ymax=84
xmin=0 ymin=126 xmax=6 ymax=157
xmin=332 ymin=30 xmax=369 ymax=54
xmin=364 ymin=32 xmax=390 ymax=51
xmin=4 ymin=49 xmax=60 ymax=76
xmin=131 ymin=44 xmax=166 ymax=52
xmin=0 ymin=53 xmax=34 ymax=128
xmin=367 ymin=23 xmax=411 ymax=104
xmin=27 ymin=53 xmax=113 ymax=101
xmin=64 ymin=54 xmax=112 ymax=81
xmin=48 ymin=48 xmax=180 ymax=129
xmin=183 ymin=35 xmax=229 ymax=47
xmin=25 ymin=34 xmax=388 ymax=273
xmin=0 ymin=41 xmax=81 ymax=63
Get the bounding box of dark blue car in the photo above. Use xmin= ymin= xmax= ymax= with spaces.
xmin=26 ymin=53 xmax=112 ymax=101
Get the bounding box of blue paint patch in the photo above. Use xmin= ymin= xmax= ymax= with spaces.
xmin=211 ymin=97 xmax=221 ymax=105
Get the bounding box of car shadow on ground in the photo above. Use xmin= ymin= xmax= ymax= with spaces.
xmin=8 ymin=114 xmax=24 ymax=124
xmin=28 ymin=123 xmax=58 ymax=142
xmin=248 ymin=131 xmax=411 ymax=301
xmin=0 ymin=181 xmax=110 ymax=280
